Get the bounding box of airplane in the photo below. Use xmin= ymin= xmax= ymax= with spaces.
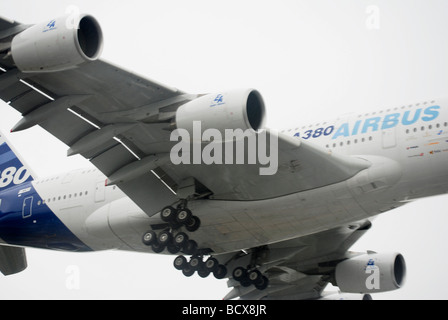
xmin=0 ymin=12 xmax=446 ymax=300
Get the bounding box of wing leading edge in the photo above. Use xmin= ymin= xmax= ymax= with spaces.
xmin=0 ymin=15 xmax=371 ymax=214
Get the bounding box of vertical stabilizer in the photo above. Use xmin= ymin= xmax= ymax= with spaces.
xmin=0 ymin=131 xmax=35 ymax=192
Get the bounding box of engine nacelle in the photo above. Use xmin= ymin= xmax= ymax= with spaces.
xmin=319 ymin=292 xmax=373 ymax=300
xmin=175 ymin=89 xmax=266 ymax=138
xmin=335 ymin=252 xmax=406 ymax=293
xmin=11 ymin=14 xmax=103 ymax=73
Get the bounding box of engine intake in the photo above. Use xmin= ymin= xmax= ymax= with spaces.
xmin=11 ymin=14 xmax=103 ymax=73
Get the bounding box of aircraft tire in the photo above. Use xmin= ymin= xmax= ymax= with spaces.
xmin=174 ymin=232 xmax=189 ymax=248
xmin=213 ymin=265 xmax=228 ymax=279
xmin=158 ymin=230 xmax=173 ymax=246
xmin=248 ymin=270 xmax=263 ymax=284
xmin=182 ymin=240 xmax=198 ymax=255
xmin=182 ymin=266 xmax=195 ymax=277
xmin=161 ymin=206 xmax=176 ymax=222
xmin=173 ymin=255 xmax=188 ymax=270
xmin=255 ymin=276 xmax=269 ymax=291
xmin=189 ymin=255 xmax=203 ymax=271
xmin=151 ymin=242 xmax=165 ymax=253
xmin=142 ymin=230 xmax=157 ymax=246
xmin=167 ymin=244 xmax=181 ymax=254
xmin=197 ymin=268 xmax=210 ymax=278
xmin=176 ymin=208 xmax=193 ymax=224
xmin=204 ymin=257 xmax=219 ymax=273
xmin=185 ymin=216 xmax=201 ymax=232
xmin=232 ymin=267 xmax=247 ymax=282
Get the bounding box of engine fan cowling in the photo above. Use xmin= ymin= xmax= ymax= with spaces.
xmin=11 ymin=14 xmax=103 ymax=73
xmin=319 ymin=293 xmax=373 ymax=300
xmin=175 ymin=89 xmax=266 ymax=138
xmin=335 ymin=252 xmax=406 ymax=293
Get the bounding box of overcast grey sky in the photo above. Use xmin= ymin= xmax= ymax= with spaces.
xmin=0 ymin=0 xmax=448 ymax=299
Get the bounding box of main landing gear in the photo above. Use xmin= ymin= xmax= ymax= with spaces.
xmin=173 ymin=254 xmax=228 ymax=280
xmin=141 ymin=202 xmax=228 ymax=280
xmin=141 ymin=204 xmax=201 ymax=254
xmin=232 ymin=266 xmax=269 ymax=290
xmin=227 ymin=246 xmax=270 ymax=290
xmin=142 ymin=203 xmax=270 ymax=290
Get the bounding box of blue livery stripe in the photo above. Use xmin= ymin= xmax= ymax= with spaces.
xmin=0 ymin=150 xmax=17 ymax=166
xmin=0 ymin=141 xmax=33 ymax=192
xmin=0 ymin=182 xmax=91 ymax=252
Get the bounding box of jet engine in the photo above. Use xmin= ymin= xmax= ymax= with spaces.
xmin=11 ymin=14 xmax=103 ymax=73
xmin=319 ymin=293 xmax=373 ymax=300
xmin=175 ymin=89 xmax=266 ymax=138
xmin=334 ymin=252 xmax=406 ymax=293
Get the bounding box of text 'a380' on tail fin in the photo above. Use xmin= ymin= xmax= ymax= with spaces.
xmin=0 ymin=131 xmax=36 ymax=192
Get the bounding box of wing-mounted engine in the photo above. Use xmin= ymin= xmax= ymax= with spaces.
xmin=10 ymin=14 xmax=103 ymax=73
xmin=175 ymin=89 xmax=266 ymax=137
xmin=319 ymin=293 xmax=373 ymax=300
xmin=335 ymin=252 xmax=406 ymax=293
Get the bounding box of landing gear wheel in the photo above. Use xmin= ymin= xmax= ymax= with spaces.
xmin=161 ymin=206 xmax=176 ymax=222
xmin=248 ymin=270 xmax=263 ymax=284
xmin=189 ymin=255 xmax=203 ymax=271
xmin=185 ymin=216 xmax=201 ymax=232
xmin=173 ymin=255 xmax=187 ymax=270
xmin=158 ymin=230 xmax=173 ymax=246
xmin=204 ymin=257 xmax=219 ymax=273
xmin=142 ymin=230 xmax=156 ymax=246
xmin=173 ymin=232 xmax=189 ymax=248
xmin=240 ymin=278 xmax=252 ymax=287
xmin=254 ymin=276 xmax=269 ymax=291
xmin=176 ymin=208 xmax=192 ymax=224
xmin=232 ymin=266 xmax=247 ymax=282
xmin=197 ymin=268 xmax=210 ymax=278
xmin=213 ymin=265 xmax=227 ymax=280
xmin=151 ymin=242 xmax=165 ymax=253
xmin=167 ymin=244 xmax=181 ymax=254
xmin=182 ymin=266 xmax=195 ymax=277
xmin=182 ymin=239 xmax=198 ymax=255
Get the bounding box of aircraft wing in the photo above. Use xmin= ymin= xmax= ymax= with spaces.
xmin=0 ymin=18 xmax=370 ymax=216
xmin=220 ymin=219 xmax=372 ymax=300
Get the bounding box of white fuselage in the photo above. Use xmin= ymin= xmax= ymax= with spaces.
xmin=9 ymin=99 xmax=448 ymax=255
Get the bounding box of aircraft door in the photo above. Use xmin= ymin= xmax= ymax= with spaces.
xmin=22 ymin=196 xmax=33 ymax=218
xmin=382 ymin=128 xmax=396 ymax=149
xmin=95 ymin=181 xmax=105 ymax=202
